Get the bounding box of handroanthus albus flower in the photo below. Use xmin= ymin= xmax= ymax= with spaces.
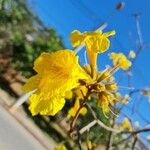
xmin=22 ymin=50 xmax=89 ymax=116
xmin=70 ymin=30 xmax=115 ymax=78
xmin=110 ymin=52 xmax=132 ymax=70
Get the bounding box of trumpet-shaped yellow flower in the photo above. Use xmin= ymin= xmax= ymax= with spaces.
xmin=70 ymin=30 xmax=115 ymax=77
xmin=70 ymin=30 xmax=115 ymax=53
xmin=110 ymin=52 xmax=132 ymax=70
xmin=22 ymin=50 xmax=89 ymax=116
xmin=68 ymin=98 xmax=87 ymax=118
xmin=120 ymin=118 xmax=133 ymax=132
xmin=54 ymin=144 xmax=67 ymax=150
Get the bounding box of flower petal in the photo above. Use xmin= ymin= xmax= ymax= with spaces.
xmin=97 ymin=37 xmax=110 ymax=53
xmin=34 ymin=50 xmax=77 ymax=73
xmin=29 ymin=92 xmax=65 ymax=116
xmin=22 ymin=74 xmax=40 ymax=93
xmin=70 ymin=30 xmax=85 ymax=47
xmin=32 ymin=50 xmax=89 ymax=94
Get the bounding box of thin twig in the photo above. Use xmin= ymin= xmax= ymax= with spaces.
xmin=80 ymin=104 xmax=150 ymax=135
xmin=130 ymin=128 xmax=150 ymax=134
xmin=132 ymin=136 xmax=137 ymax=150
xmin=70 ymin=99 xmax=86 ymax=131
xmin=113 ymin=135 xmax=132 ymax=146
xmin=97 ymin=120 xmax=119 ymax=133
xmin=131 ymin=13 xmax=144 ymax=66
xmin=86 ymin=102 xmax=120 ymax=133
xmin=85 ymin=103 xmax=97 ymax=119
xmin=79 ymin=103 xmax=120 ymax=134
xmin=106 ymin=112 xmax=116 ymax=150
xmin=79 ymin=120 xmax=97 ymax=134
xmin=70 ymin=90 xmax=90 ymax=133
xmin=77 ymin=131 xmax=83 ymax=150
xmin=133 ymin=13 xmax=143 ymax=47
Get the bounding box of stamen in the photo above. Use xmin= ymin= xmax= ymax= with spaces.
xmin=109 ymin=65 xmax=120 ymax=75
xmin=102 ymin=111 xmax=109 ymax=118
xmin=109 ymin=107 xmax=119 ymax=117
xmin=98 ymin=65 xmax=119 ymax=83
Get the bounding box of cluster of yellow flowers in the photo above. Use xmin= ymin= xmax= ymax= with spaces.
xmin=22 ymin=29 xmax=134 ymax=117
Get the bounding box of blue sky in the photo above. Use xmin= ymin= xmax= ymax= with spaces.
xmin=28 ymin=0 xmax=150 ymax=145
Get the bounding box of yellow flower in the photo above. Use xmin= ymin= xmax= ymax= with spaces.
xmin=67 ymin=98 xmax=87 ymax=118
xmin=22 ymin=50 xmax=89 ymax=116
xmin=120 ymin=118 xmax=133 ymax=132
xmin=70 ymin=30 xmax=115 ymax=53
xmin=74 ymin=86 xmax=88 ymax=100
xmin=110 ymin=52 xmax=132 ymax=70
xmin=96 ymin=70 xmax=119 ymax=114
xmin=98 ymin=91 xmax=114 ymax=113
xmin=129 ymin=50 xmax=136 ymax=58
xmin=54 ymin=144 xmax=67 ymax=150
xmin=70 ymin=30 xmax=115 ymax=77
xmin=86 ymin=140 xmax=96 ymax=150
